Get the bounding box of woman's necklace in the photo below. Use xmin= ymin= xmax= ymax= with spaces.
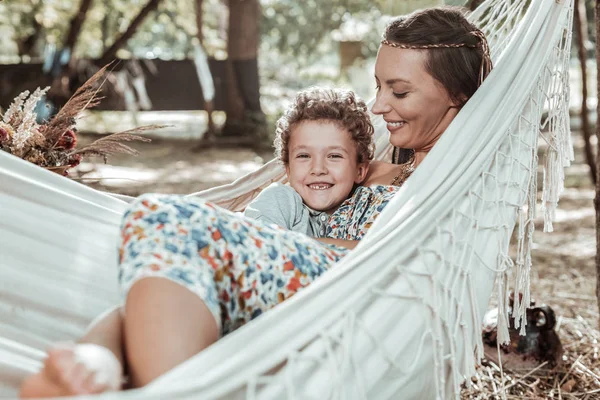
xmin=390 ymin=160 xmax=415 ymax=186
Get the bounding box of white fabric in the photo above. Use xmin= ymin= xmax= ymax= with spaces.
xmin=0 ymin=0 xmax=573 ymax=398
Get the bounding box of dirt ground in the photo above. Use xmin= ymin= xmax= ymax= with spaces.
xmin=71 ymin=133 xmax=274 ymax=196
xmin=71 ymin=130 xmax=598 ymax=398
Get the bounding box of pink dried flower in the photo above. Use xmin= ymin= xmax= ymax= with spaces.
xmin=0 ymin=122 xmax=14 ymax=144
xmin=68 ymin=154 xmax=82 ymax=167
xmin=0 ymin=127 xmax=9 ymax=144
xmin=56 ymin=129 xmax=77 ymax=150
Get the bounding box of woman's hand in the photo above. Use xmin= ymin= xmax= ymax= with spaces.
xmin=314 ymin=237 xmax=358 ymax=250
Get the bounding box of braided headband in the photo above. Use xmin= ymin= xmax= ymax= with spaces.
xmin=381 ymin=30 xmax=492 ymax=87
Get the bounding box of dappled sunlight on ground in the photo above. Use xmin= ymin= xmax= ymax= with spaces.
xmin=77 ymin=110 xmax=227 ymax=139
xmin=76 ymin=163 xmax=161 ymax=186
xmin=76 ymin=159 xmax=263 ymax=192
xmin=71 ymin=133 xmax=272 ymax=195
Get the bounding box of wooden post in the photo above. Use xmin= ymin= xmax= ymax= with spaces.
xmin=339 ymin=40 xmax=364 ymax=75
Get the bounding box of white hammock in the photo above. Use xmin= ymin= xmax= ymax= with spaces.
xmin=0 ymin=0 xmax=573 ymax=398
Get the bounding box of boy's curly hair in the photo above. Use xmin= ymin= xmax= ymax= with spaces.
xmin=274 ymin=87 xmax=375 ymax=165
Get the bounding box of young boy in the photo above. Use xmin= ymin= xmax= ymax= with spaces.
xmin=244 ymin=87 xmax=375 ymax=237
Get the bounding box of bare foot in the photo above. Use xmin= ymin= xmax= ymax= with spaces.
xmin=20 ymin=343 xmax=122 ymax=398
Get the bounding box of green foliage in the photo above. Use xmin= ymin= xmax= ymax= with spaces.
xmin=0 ymin=0 xmax=69 ymax=59
xmin=259 ymin=0 xmax=387 ymax=113
xmin=261 ymin=0 xmax=382 ymax=60
xmin=0 ymin=0 xmax=394 ymax=123
xmin=87 ymin=0 xmax=198 ymax=59
xmin=1 ymin=0 xmax=386 ymax=60
xmin=0 ymin=0 xmax=203 ymax=60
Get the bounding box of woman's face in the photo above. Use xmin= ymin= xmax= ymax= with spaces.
xmin=372 ymin=46 xmax=460 ymax=153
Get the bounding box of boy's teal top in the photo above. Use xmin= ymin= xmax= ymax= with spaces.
xmin=243 ymin=182 xmax=329 ymax=237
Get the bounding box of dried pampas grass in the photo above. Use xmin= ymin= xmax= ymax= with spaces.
xmin=0 ymin=63 xmax=158 ymax=176
xmin=463 ymin=311 xmax=600 ymax=399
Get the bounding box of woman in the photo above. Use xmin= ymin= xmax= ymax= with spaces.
xmin=20 ymin=6 xmax=492 ymax=397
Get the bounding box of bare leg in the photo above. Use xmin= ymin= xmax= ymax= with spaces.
xmin=20 ymin=306 xmax=124 ymax=398
xmin=124 ymin=277 xmax=218 ymax=387
xmin=79 ymin=306 xmax=125 ymax=365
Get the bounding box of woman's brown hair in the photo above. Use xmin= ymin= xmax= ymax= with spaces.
xmin=382 ymin=7 xmax=492 ymax=107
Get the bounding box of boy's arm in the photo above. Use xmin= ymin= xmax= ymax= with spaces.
xmin=314 ymin=237 xmax=359 ymax=250
xmin=244 ymin=183 xmax=303 ymax=230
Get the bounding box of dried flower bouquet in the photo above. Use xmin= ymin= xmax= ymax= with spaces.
xmin=0 ymin=65 xmax=160 ymax=176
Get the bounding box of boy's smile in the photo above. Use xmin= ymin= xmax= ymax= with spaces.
xmin=307 ymin=183 xmax=333 ymax=190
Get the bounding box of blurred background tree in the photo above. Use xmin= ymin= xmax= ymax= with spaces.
xmin=0 ymin=0 xmax=596 ymax=148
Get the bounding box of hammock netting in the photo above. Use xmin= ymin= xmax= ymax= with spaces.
xmin=0 ymin=0 xmax=573 ymax=398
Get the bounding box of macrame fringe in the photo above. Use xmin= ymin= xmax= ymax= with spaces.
xmin=503 ymin=0 xmax=574 ymax=341
xmin=542 ymin=147 xmax=563 ymax=233
xmin=542 ymin=1 xmax=573 ymax=234
xmin=541 ymin=87 xmax=572 ymax=233
xmin=510 ymin=168 xmax=536 ymax=335
xmin=495 ymin=268 xmax=511 ymax=344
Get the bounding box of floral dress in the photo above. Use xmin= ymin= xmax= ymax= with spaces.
xmin=118 ymin=185 xmax=399 ymax=336
xmin=327 ymin=185 xmax=399 ymax=240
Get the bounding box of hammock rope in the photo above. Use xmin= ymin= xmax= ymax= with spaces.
xmin=0 ymin=0 xmax=573 ymax=398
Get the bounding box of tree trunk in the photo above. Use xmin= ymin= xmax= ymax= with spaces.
xmin=63 ymin=0 xmax=94 ymax=56
xmin=101 ymin=9 xmax=111 ymax=53
xmin=96 ymin=0 xmax=162 ymax=66
xmin=222 ymin=0 xmax=266 ymax=140
xmin=17 ymin=2 xmax=45 ymax=58
xmin=576 ymin=0 xmax=597 ymax=184
xmin=196 ymin=0 xmax=204 ymax=46
xmin=44 ymin=0 xmax=94 ymax=110
xmin=595 ymin=0 xmax=600 ymax=326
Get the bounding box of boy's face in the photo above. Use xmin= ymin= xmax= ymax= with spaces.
xmin=286 ymin=120 xmax=369 ymax=214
